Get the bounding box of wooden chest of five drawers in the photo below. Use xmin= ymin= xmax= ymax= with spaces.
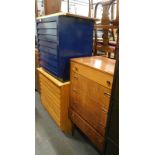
xmin=69 ymin=56 xmax=116 ymax=151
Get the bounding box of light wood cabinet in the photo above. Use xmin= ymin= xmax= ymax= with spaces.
xmin=69 ymin=56 xmax=116 ymax=151
xmin=37 ymin=67 xmax=72 ymax=133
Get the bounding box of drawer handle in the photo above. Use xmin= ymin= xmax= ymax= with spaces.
xmin=73 ymin=101 xmax=78 ymax=104
xmin=73 ymin=75 xmax=78 ymax=79
xmin=74 ymin=67 xmax=78 ymax=72
xmin=106 ymin=80 xmax=111 ymax=86
xmin=99 ymin=122 xmax=104 ymax=126
xmin=101 ymin=107 xmax=108 ymax=112
xmin=73 ymin=88 xmax=78 ymax=93
xmin=98 ymin=139 xmax=104 ymax=144
xmin=104 ymin=92 xmax=111 ymax=97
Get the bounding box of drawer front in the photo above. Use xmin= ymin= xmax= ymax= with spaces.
xmin=39 ymin=45 xmax=57 ymax=55
xmin=37 ymin=21 xmax=57 ymax=29
xmin=38 ymin=34 xmax=57 ymax=43
xmin=71 ymin=62 xmax=113 ymax=89
xmin=39 ymin=73 xmax=61 ymax=95
xmin=69 ymin=109 xmax=104 ymax=151
xmin=39 ymin=83 xmax=61 ymax=109
xmin=38 ymin=40 xmax=57 ymax=49
xmin=71 ymin=72 xmax=111 ymax=111
xmin=70 ymin=91 xmax=107 ymax=135
xmin=40 ymin=89 xmax=61 ymax=117
xmin=41 ymin=95 xmax=61 ymax=126
xmin=38 ymin=29 xmax=57 ymax=35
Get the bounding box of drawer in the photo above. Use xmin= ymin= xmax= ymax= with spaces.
xmin=39 ymin=40 xmax=57 ymax=49
xmin=39 ymin=61 xmax=59 ymax=77
xmin=40 ymin=90 xmax=61 ymax=117
xmin=39 ymin=54 xmax=58 ymax=68
xmin=70 ymin=91 xmax=107 ymax=135
xmin=39 ymin=83 xmax=61 ymax=108
xmin=37 ymin=21 xmax=57 ymax=29
xmin=38 ymin=34 xmax=57 ymax=42
xmin=41 ymin=95 xmax=61 ymax=126
xmin=38 ymin=73 xmax=61 ymax=95
xmin=38 ymin=29 xmax=57 ymax=35
xmin=71 ymin=72 xmax=111 ymax=111
xmin=39 ymin=46 xmax=57 ymax=55
xmin=71 ymin=62 xmax=113 ymax=89
xmin=69 ymin=109 xmax=104 ymax=151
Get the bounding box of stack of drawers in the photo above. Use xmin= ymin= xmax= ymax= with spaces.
xmin=37 ymin=67 xmax=72 ymax=133
xmin=69 ymin=56 xmax=116 ymax=151
xmin=36 ymin=12 xmax=94 ymax=81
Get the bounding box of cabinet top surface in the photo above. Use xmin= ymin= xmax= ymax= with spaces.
xmin=71 ymin=56 xmax=116 ymax=75
xmin=37 ymin=67 xmax=70 ymax=87
xmin=36 ymin=12 xmax=98 ymax=21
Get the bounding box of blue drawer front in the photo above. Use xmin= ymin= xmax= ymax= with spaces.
xmin=38 ymin=40 xmax=57 ymax=49
xmin=38 ymin=34 xmax=57 ymax=43
xmin=39 ymin=51 xmax=58 ymax=67
xmin=37 ymin=21 xmax=57 ymax=29
xmin=39 ymin=46 xmax=57 ymax=55
xmin=40 ymin=61 xmax=59 ymax=77
xmin=38 ymin=29 xmax=57 ymax=35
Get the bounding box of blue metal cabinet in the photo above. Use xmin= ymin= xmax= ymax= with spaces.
xmin=36 ymin=13 xmax=94 ymax=81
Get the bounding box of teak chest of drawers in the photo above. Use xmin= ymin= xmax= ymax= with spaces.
xmin=69 ymin=56 xmax=116 ymax=151
xmin=37 ymin=67 xmax=72 ymax=133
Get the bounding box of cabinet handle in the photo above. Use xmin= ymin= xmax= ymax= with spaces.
xmin=98 ymin=139 xmax=103 ymax=144
xmin=104 ymin=92 xmax=111 ymax=97
xmin=73 ymin=88 xmax=78 ymax=92
xmin=74 ymin=67 xmax=78 ymax=72
xmin=101 ymin=107 xmax=108 ymax=112
xmin=106 ymin=80 xmax=111 ymax=86
xmin=73 ymin=75 xmax=78 ymax=79
xmin=99 ymin=122 xmax=104 ymax=126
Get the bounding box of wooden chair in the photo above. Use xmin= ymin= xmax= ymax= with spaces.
xmin=93 ymin=0 xmax=119 ymax=59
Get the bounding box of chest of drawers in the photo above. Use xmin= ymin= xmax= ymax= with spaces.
xmin=36 ymin=12 xmax=94 ymax=81
xmin=69 ymin=56 xmax=116 ymax=151
xmin=37 ymin=67 xmax=72 ymax=133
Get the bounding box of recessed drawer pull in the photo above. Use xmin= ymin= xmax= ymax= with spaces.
xmin=104 ymin=92 xmax=111 ymax=97
xmin=73 ymin=75 xmax=78 ymax=79
xmin=106 ymin=80 xmax=111 ymax=86
xmin=73 ymin=101 xmax=78 ymax=104
xmin=99 ymin=122 xmax=105 ymax=128
xmin=73 ymin=88 xmax=78 ymax=92
xmin=98 ymin=139 xmax=104 ymax=143
xmin=101 ymin=107 xmax=108 ymax=112
xmin=74 ymin=67 xmax=78 ymax=72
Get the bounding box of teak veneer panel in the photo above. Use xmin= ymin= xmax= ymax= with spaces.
xmin=37 ymin=67 xmax=72 ymax=133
